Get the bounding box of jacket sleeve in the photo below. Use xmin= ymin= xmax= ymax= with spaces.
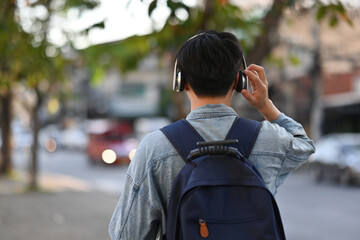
xmin=271 ymin=113 xmax=316 ymax=185
xmin=108 ymin=140 xmax=162 ymax=240
xmin=250 ymin=113 xmax=316 ymax=195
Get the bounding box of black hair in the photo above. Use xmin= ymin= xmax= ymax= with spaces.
xmin=175 ymin=30 xmax=243 ymax=97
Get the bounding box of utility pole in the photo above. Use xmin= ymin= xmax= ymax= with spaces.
xmin=309 ymin=13 xmax=323 ymax=142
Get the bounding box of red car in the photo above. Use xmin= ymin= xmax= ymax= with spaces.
xmin=86 ymin=120 xmax=138 ymax=165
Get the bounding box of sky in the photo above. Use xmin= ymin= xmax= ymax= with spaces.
xmin=69 ymin=0 xmax=360 ymax=48
xmin=65 ymin=0 xmax=196 ymax=48
xmin=69 ymin=0 xmax=154 ymax=47
xmin=18 ymin=0 xmax=360 ymax=49
xmin=17 ymin=0 xmax=176 ymax=49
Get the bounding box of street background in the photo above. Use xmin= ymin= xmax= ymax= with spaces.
xmin=1 ymin=149 xmax=360 ymax=240
xmin=1 ymin=1 xmax=360 ymax=240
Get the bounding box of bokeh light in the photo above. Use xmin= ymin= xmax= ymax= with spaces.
xmin=45 ymin=138 xmax=57 ymax=152
xmin=101 ymin=149 xmax=117 ymax=164
xmin=128 ymin=149 xmax=137 ymax=161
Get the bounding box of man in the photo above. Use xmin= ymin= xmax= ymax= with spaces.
xmin=109 ymin=30 xmax=315 ymax=240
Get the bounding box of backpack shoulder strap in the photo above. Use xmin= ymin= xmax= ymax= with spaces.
xmin=160 ymin=120 xmax=205 ymax=161
xmin=225 ymin=117 xmax=262 ymax=158
xmin=160 ymin=117 xmax=262 ymax=161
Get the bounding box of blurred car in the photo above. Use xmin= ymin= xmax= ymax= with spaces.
xmin=310 ymin=133 xmax=360 ymax=185
xmin=134 ymin=117 xmax=171 ymax=141
xmin=86 ymin=120 xmax=138 ymax=165
xmin=58 ymin=126 xmax=88 ymax=150
xmin=39 ymin=123 xmax=88 ymax=151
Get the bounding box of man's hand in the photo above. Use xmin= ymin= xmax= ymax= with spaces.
xmin=240 ymin=64 xmax=281 ymax=121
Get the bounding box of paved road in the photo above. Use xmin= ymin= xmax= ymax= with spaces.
xmin=277 ymin=170 xmax=360 ymax=240
xmin=13 ymin=148 xmax=129 ymax=193
xmin=2 ymin=148 xmax=360 ymax=240
xmin=0 ymin=190 xmax=118 ymax=240
xmin=0 ymin=149 xmax=123 ymax=240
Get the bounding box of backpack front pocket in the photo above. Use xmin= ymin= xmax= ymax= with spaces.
xmin=195 ymin=217 xmax=261 ymax=239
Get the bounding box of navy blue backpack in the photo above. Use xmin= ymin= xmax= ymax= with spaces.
xmin=160 ymin=117 xmax=286 ymax=240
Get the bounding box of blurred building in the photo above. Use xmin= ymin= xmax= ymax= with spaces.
xmin=85 ymin=54 xmax=170 ymax=119
xmin=320 ymin=11 xmax=360 ymax=134
xmin=267 ymin=8 xmax=360 ymax=138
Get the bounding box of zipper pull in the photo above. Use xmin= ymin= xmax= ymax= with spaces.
xmin=199 ymin=219 xmax=209 ymax=238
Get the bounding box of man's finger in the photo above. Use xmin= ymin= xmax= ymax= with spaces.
xmin=241 ymin=89 xmax=254 ymax=103
xmin=244 ymin=69 xmax=262 ymax=89
xmin=246 ymin=64 xmax=266 ymax=84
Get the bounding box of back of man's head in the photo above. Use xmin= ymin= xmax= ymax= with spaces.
xmin=175 ymin=30 xmax=243 ymax=97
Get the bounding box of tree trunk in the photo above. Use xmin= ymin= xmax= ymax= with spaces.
xmin=0 ymin=1 xmax=16 ymax=176
xmin=0 ymin=90 xmax=13 ymax=175
xmin=247 ymin=0 xmax=289 ymax=64
xmin=235 ymin=0 xmax=289 ymax=119
xmin=29 ymin=88 xmax=42 ymax=190
xmin=198 ymin=0 xmax=214 ymax=31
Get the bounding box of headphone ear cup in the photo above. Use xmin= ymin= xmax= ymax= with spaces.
xmin=178 ymin=72 xmax=185 ymax=91
xmin=172 ymin=60 xmax=185 ymax=92
xmin=236 ymin=71 xmax=247 ymax=92
xmin=173 ymin=71 xmax=185 ymax=92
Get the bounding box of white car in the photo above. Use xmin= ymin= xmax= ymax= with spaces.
xmin=310 ymin=133 xmax=360 ymax=185
xmin=134 ymin=117 xmax=171 ymax=141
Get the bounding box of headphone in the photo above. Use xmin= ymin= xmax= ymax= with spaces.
xmin=172 ymin=55 xmax=248 ymax=93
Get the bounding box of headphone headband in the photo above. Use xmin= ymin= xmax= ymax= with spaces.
xmin=172 ymin=32 xmax=248 ymax=93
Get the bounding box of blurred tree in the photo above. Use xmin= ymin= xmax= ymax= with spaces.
xmin=82 ymin=0 xmax=352 ymax=119
xmin=0 ymin=0 xmax=103 ymax=190
xmin=0 ymin=1 xmax=30 ymax=176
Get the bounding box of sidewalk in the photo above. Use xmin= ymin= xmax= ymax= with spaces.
xmin=0 ymin=173 xmax=119 ymax=240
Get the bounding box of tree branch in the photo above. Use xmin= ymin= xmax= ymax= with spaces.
xmin=198 ymin=0 xmax=214 ymax=31
xmin=247 ymin=0 xmax=289 ymax=64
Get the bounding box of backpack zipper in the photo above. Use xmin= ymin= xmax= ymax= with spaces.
xmin=198 ymin=219 xmax=209 ymax=238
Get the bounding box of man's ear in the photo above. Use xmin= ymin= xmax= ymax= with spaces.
xmin=184 ymin=80 xmax=190 ymax=91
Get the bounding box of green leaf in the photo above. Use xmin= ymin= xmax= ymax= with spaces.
xmin=167 ymin=1 xmax=190 ymax=13
xmin=62 ymin=0 xmax=100 ymax=11
xmin=335 ymin=1 xmax=346 ymax=14
xmin=316 ymin=6 xmax=327 ymax=22
xmin=286 ymin=0 xmax=297 ymax=7
xmin=315 ymin=1 xmax=352 ymax=27
xmin=83 ymin=20 xmax=105 ymax=34
xmin=148 ymin=0 xmax=157 ymax=16
xmin=90 ymin=67 xmax=106 ymax=86
xmin=92 ymin=21 xmax=105 ymax=29
xmin=335 ymin=1 xmax=353 ymax=27
xmin=329 ymin=14 xmax=338 ymax=27
xmin=288 ymin=54 xmax=301 ymax=66
xmin=265 ymin=54 xmax=284 ymax=69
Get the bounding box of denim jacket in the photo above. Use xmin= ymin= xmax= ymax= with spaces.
xmin=109 ymin=104 xmax=315 ymax=240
